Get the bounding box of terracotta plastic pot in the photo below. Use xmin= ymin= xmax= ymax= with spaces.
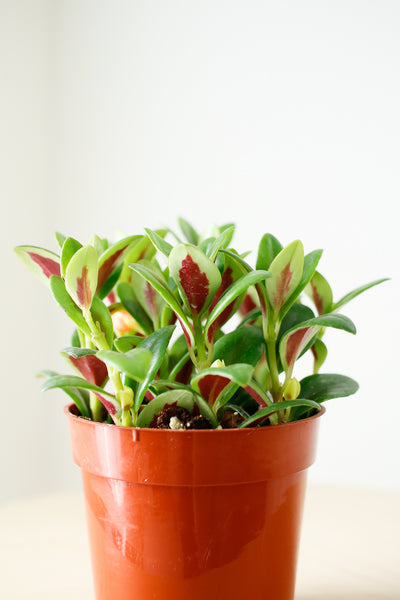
xmin=65 ymin=403 xmax=324 ymax=600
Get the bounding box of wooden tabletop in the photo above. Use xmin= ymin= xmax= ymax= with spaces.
xmin=1 ymin=485 xmax=399 ymax=599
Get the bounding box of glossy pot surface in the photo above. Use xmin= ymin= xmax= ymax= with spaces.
xmin=65 ymin=404 xmax=324 ymax=600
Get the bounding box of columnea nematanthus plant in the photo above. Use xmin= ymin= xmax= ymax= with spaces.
xmin=14 ymin=220 xmax=386 ymax=429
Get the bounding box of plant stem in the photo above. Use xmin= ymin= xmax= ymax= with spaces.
xmin=83 ymin=307 xmax=125 ymax=419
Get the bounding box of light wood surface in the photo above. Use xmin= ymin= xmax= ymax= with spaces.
xmin=1 ymin=485 xmax=399 ymax=599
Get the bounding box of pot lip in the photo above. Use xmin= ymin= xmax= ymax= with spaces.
xmin=64 ymin=402 xmax=325 ymax=433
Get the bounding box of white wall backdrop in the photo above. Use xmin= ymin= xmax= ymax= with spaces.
xmin=2 ymin=0 xmax=399 ymax=502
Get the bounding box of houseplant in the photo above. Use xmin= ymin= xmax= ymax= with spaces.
xmin=14 ymin=220 xmax=386 ymax=600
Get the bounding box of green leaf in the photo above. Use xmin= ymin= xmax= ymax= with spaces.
xmin=280 ymin=249 xmax=323 ymax=318
xmin=205 ymin=270 xmax=270 ymax=337
xmin=41 ymin=374 xmax=120 ymax=415
xmin=279 ymin=313 xmax=356 ymax=373
xmin=60 ymin=237 xmax=83 ymax=279
xmin=49 ymin=276 xmax=90 ymax=335
xmin=117 ymin=281 xmax=154 ymax=335
xmin=265 ymin=240 xmax=304 ymax=316
xmin=119 ymin=235 xmax=158 ymax=283
xmin=87 ymin=234 xmax=106 ymax=257
xmin=178 ymin=217 xmax=199 ymax=245
xmin=290 ymin=373 xmax=359 ymax=421
xmin=256 ymin=233 xmax=283 ymax=270
xmin=65 ymin=245 xmax=99 ymax=310
xmin=14 ymin=245 xmax=61 ymax=286
xmin=300 ymin=373 xmax=359 ymax=402
xmin=213 ymin=326 xmax=264 ymax=366
xmin=136 ymin=389 xmax=196 ymax=428
xmin=312 ymin=338 xmax=328 ymax=373
xmin=145 ymin=228 xmax=173 ymax=258
xmin=305 ymin=271 xmax=333 ymax=315
xmin=38 ymin=369 xmax=91 ymax=418
xmin=204 ymin=226 xmax=235 ymax=262
xmin=169 ymin=243 xmax=222 ymax=316
xmin=60 ymin=347 xmax=96 ymax=358
xmin=114 ymin=335 xmax=145 ymax=353
xmin=55 ymin=232 xmax=66 ymax=248
xmin=129 ymin=262 xmax=194 ymax=347
xmin=239 ymin=399 xmax=321 ymax=428
xmin=91 ymin=296 xmax=114 ymax=348
xmin=333 ymin=278 xmax=389 ymax=311
xmin=128 ymin=260 xmax=165 ymax=326
xmin=96 ymin=347 xmax=152 ymax=383
xmin=133 ymin=325 xmax=176 ymax=413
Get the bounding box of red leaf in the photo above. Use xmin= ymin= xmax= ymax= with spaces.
xmin=273 ymin=263 xmax=293 ymax=309
xmin=68 ymin=355 xmax=108 ymax=387
xmin=239 ymin=292 xmax=257 ymax=316
xmin=76 ymin=266 xmax=92 ymax=309
xmin=244 ymin=385 xmax=268 ymax=408
xmin=179 ymin=254 xmax=210 ymax=314
xmin=197 ymin=374 xmax=231 ymax=406
xmin=285 ymin=327 xmax=315 ymax=368
xmin=97 ymin=247 xmax=125 ymax=291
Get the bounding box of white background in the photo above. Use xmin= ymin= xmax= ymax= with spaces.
xmin=1 ymin=0 xmax=399 ymax=502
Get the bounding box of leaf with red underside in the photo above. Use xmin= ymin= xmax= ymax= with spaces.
xmin=128 ymin=261 xmax=195 ymax=348
xmin=14 ymin=245 xmax=61 ymax=286
xmin=305 ymin=271 xmax=333 ymax=315
xmin=129 ymin=260 xmax=165 ymax=327
xmin=191 ymin=364 xmax=254 ymax=408
xmin=41 ymin=374 xmax=120 ymax=418
xmin=97 ymin=236 xmax=140 ymax=293
xmin=65 ymin=245 xmax=98 ymax=311
xmin=265 ymin=240 xmax=304 ymax=317
xmin=61 ymin=347 xmax=108 ymax=386
xmin=280 ymin=249 xmax=323 ymax=319
xmin=279 ymin=313 xmax=356 ymax=374
xmin=169 ymin=244 xmax=222 ymax=317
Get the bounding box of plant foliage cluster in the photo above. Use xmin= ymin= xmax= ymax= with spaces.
xmin=14 ymin=220 xmax=386 ymax=429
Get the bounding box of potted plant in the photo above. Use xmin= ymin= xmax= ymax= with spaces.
xmin=14 ymin=220 xmax=386 ymax=600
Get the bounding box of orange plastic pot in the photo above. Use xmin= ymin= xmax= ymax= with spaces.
xmin=65 ymin=404 xmax=324 ymax=600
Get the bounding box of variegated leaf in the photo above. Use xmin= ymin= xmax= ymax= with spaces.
xmin=190 ymin=363 xmax=254 ymax=408
xmin=97 ymin=235 xmax=140 ymax=292
xmin=279 ymin=313 xmax=356 ymax=373
xmin=61 ymin=347 xmax=108 ymax=387
xmin=169 ymin=244 xmax=222 ymax=317
xmin=42 ymin=374 xmax=120 ymax=418
xmin=265 ymin=240 xmax=304 ymax=316
xmin=305 ymin=271 xmax=333 ymax=315
xmin=65 ymin=245 xmax=99 ymax=311
xmin=14 ymin=245 xmax=60 ymax=286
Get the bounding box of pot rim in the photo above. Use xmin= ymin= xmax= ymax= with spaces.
xmin=64 ymin=402 xmax=325 ymax=434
